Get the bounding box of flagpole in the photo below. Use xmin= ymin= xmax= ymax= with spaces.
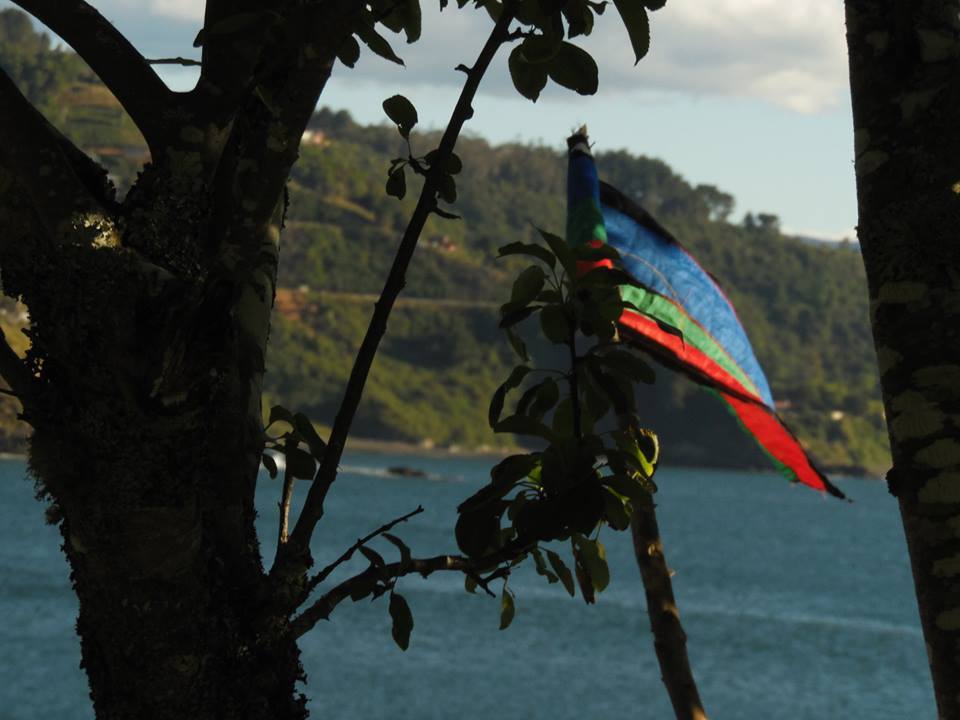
xmin=631 ymin=493 xmax=708 ymax=720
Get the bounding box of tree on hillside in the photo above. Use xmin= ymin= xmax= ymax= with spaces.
xmin=0 ymin=1 xmax=662 ymax=717
xmin=845 ymin=2 xmax=960 ymax=716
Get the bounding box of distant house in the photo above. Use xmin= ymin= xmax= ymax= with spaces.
xmin=301 ymin=129 xmax=327 ymax=147
xmin=427 ymin=235 xmax=458 ymax=253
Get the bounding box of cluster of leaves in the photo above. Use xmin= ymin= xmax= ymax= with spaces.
xmin=505 ymin=0 xmax=666 ymax=101
xmin=261 ymin=404 xmax=328 ymax=480
xmin=455 ymin=228 xmax=661 ymax=627
xmin=381 ymin=94 xmax=462 ymax=215
xmin=263 ymin=404 xmax=420 ymax=649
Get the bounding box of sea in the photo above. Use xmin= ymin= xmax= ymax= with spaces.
xmin=0 ymin=454 xmax=935 ymax=719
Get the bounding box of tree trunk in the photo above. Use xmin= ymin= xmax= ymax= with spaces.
xmin=845 ymin=3 xmax=960 ymax=716
xmin=631 ymin=496 xmax=708 ymax=720
xmin=1 ymin=159 xmax=307 ymax=717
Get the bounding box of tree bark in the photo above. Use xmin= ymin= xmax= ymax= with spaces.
xmin=845 ymin=3 xmax=960 ymax=716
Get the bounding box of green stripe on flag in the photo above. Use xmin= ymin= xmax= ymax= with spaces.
xmin=619 ymin=284 xmax=762 ymax=399
xmin=567 ymin=197 xmax=607 ymax=248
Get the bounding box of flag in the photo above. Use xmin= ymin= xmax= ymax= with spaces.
xmin=566 ymin=131 xmax=844 ymax=498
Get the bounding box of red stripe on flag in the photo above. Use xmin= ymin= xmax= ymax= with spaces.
xmin=618 ymin=309 xmax=844 ymax=498
xmin=721 ymin=392 xmax=843 ymax=497
xmin=618 ymin=309 xmax=758 ymax=402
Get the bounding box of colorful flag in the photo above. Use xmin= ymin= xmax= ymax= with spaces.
xmin=567 ymin=131 xmax=844 ymax=498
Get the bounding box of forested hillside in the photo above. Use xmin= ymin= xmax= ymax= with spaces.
xmin=0 ymin=9 xmax=888 ymax=474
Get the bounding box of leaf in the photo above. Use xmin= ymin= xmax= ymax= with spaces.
xmin=532 ymin=548 xmax=559 ymax=583
xmin=424 ymin=149 xmax=463 ymax=175
xmin=505 ymin=327 xmax=529 ymax=361
xmin=455 ymin=504 xmax=504 ymax=558
xmin=573 ymin=243 xmax=620 ymax=263
xmin=293 ymin=413 xmax=327 ymax=459
xmin=495 ymin=414 xmax=558 ymax=442
xmin=601 ymin=473 xmax=649 ymax=503
xmin=499 ymin=304 xmax=539 ymax=329
xmin=261 ymin=453 xmax=278 ymax=479
xmin=499 ymin=587 xmax=516 ymax=630
xmin=386 ymin=166 xmax=406 ymax=199
xmin=508 ymin=45 xmax=549 ymax=101
xmin=575 ymin=535 xmax=610 ymax=591
xmin=635 ymin=427 xmax=660 ymax=469
xmin=349 ymin=575 xmax=377 ymax=601
xmin=577 ymin=267 xmax=636 ymax=289
xmin=268 ymin=405 xmax=294 ymax=426
xmin=511 ymin=266 xmax=547 ymax=306
xmin=382 ymin=94 xmax=418 ymax=137
xmin=464 ymin=574 xmax=478 ymax=594
xmin=536 ymin=227 xmax=575 ymax=277
xmin=400 ymin=0 xmax=422 ymax=42
xmin=433 ymin=206 xmax=461 ymax=220
xmin=529 ymin=378 xmax=560 ymax=420
xmin=584 ymin=359 xmax=632 ymax=415
xmin=337 ymin=35 xmax=361 ymax=67
xmin=613 ymin=0 xmax=650 ymax=64
xmin=520 ymin=33 xmax=562 ymax=64
xmin=381 ymin=532 xmax=412 ymax=567
xmin=537 ymin=289 xmax=564 ymax=303
xmin=539 ymin=304 xmax=571 ymax=344
xmin=601 ymin=488 xmax=631 ymax=530
xmin=490 ymin=453 xmax=541 ymax=486
xmin=488 ymin=365 xmax=531 ymax=428
xmin=285 ymin=446 xmax=316 ymax=480
xmin=654 ymin=317 xmax=684 ymax=342
xmin=548 ymin=42 xmax=599 ymax=95
xmin=546 ymin=549 xmax=575 ymax=596
xmin=497 ymin=241 xmax=556 ymax=269
xmin=357 ymin=22 xmax=405 ymax=65
xmin=359 ymin=545 xmax=385 ymax=567
xmin=551 ymin=396 xmax=574 ymax=436
xmin=436 ymin=173 xmax=457 ymax=203
xmin=389 ymin=593 xmax=414 ymax=650
xmin=562 ymin=0 xmax=594 ymax=37
xmin=594 ymin=349 xmax=655 ymax=385
xmin=643 ymin=0 xmax=666 ymax=9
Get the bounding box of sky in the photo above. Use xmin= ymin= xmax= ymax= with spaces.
xmin=9 ymin=0 xmax=859 ymax=240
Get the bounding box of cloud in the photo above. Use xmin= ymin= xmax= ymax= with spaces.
xmin=83 ymin=0 xmax=849 ymax=113
xmin=147 ymin=0 xmax=203 ymax=22
xmin=327 ymin=0 xmax=849 ymax=114
xmin=612 ymin=0 xmax=850 ymax=113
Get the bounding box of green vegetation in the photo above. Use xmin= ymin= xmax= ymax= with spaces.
xmin=0 ymin=9 xmax=887 ymax=474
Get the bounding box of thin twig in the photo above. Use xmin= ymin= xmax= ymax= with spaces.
xmin=631 ymin=493 xmax=708 ymax=720
xmin=276 ymin=2 xmax=521 ymax=579
xmin=304 ymin=505 xmax=424 ymax=594
xmin=146 ymin=57 xmax=202 ymax=66
xmin=292 ymin=538 xmax=533 ymax=637
xmin=276 ymin=440 xmax=297 ymax=549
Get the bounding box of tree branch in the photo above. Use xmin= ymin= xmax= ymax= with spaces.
xmin=301 ymin=505 xmax=424 ymax=594
xmin=631 ymin=494 xmax=708 ymax=720
xmin=291 ymin=554 xmax=471 ymax=638
xmin=280 ymin=2 xmax=520 ymax=574
xmin=12 ymin=0 xmax=172 ymax=154
xmin=290 ymin=538 xmax=532 ymax=637
xmin=0 ymin=66 xmax=101 ymax=241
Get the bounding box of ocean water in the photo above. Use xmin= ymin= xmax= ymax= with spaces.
xmin=0 ymin=455 xmax=934 ymax=719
